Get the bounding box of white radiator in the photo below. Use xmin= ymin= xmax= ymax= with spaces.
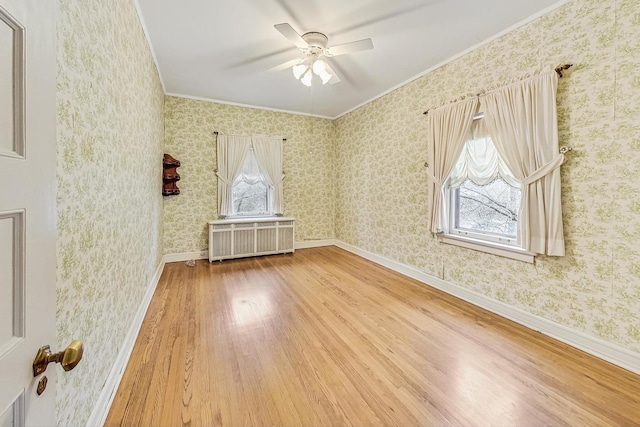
xmin=208 ymin=217 xmax=295 ymax=261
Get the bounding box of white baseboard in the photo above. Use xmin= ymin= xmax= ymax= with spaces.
xmin=163 ymin=251 xmax=208 ymax=263
xmin=333 ymin=240 xmax=640 ymax=376
xmin=295 ymin=239 xmax=336 ymax=249
xmin=85 ymin=259 xmax=166 ymax=427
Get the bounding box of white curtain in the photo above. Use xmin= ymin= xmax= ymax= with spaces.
xmin=481 ymin=70 xmax=565 ymax=256
xmin=427 ymin=97 xmax=479 ymax=233
xmin=252 ymin=136 xmax=285 ymax=215
xmin=216 ymin=135 xmax=251 ymax=217
xmin=448 ymin=118 xmax=520 ymax=189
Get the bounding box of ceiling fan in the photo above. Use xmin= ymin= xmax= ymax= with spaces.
xmin=268 ymin=23 xmax=373 ymax=86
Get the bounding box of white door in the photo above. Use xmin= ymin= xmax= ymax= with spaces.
xmin=0 ymin=0 xmax=58 ymax=426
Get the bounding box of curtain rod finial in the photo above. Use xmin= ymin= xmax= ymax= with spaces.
xmin=555 ymin=64 xmax=573 ymax=77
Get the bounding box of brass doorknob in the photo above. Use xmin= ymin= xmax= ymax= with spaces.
xmin=33 ymin=340 xmax=84 ymax=377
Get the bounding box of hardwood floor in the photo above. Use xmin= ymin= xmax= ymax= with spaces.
xmin=105 ymin=246 xmax=640 ymax=426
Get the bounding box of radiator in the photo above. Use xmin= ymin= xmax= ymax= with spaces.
xmin=208 ymin=217 xmax=295 ymax=261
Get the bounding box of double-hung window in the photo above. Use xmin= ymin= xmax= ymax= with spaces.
xmin=443 ymin=115 xmax=527 ymax=257
xmin=429 ymin=69 xmax=565 ymax=259
xmin=216 ymin=134 xmax=285 ymax=219
xmin=231 ymin=144 xmax=270 ymax=216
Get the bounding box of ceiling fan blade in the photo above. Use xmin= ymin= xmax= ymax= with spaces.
xmin=267 ymin=57 xmax=303 ymax=73
xmin=274 ymin=23 xmax=308 ymax=49
xmin=327 ymin=38 xmax=373 ymax=56
xmin=324 ymin=63 xmax=341 ymax=85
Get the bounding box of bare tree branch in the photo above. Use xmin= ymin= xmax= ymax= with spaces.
xmin=461 ymin=187 xmax=518 ymax=220
xmin=460 ymin=195 xmax=515 ymax=220
xmin=456 ymin=179 xmax=520 ymax=236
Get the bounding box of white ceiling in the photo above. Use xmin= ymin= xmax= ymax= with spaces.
xmin=137 ymin=0 xmax=564 ymax=118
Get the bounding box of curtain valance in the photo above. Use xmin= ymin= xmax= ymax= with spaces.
xmin=448 ymin=118 xmax=520 ymax=189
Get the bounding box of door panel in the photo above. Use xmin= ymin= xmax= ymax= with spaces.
xmin=0 ymin=393 xmax=23 ymax=427
xmin=0 ymin=211 xmax=24 ymax=352
xmin=0 ymin=0 xmax=57 ymax=425
xmin=0 ymin=6 xmax=23 ymax=158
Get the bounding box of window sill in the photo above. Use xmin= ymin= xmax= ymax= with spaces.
xmin=226 ymin=214 xmax=275 ymax=219
xmin=209 ymin=216 xmax=295 ymax=225
xmin=438 ymin=234 xmax=535 ymax=263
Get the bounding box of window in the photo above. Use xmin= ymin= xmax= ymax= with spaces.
xmin=443 ymin=116 xmax=525 ymax=251
xmin=231 ymin=145 xmax=270 ymax=216
xmin=216 ymin=134 xmax=284 ymax=218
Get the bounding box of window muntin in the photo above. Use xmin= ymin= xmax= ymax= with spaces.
xmin=231 ymin=147 xmax=271 ymax=216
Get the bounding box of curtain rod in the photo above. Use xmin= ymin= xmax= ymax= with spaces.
xmin=423 ymin=145 xmax=573 ymax=169
xmin=422 ymin=64 xmax=573 ymax=116
xmin=213 ymin=131 xmax=286 ymax=141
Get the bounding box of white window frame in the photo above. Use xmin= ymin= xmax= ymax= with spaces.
xmin=438 ymin=232 xmax=535 ymax=263
xmin=447 ymin=183 xmax=519 ymax=246
xmin=438 ymin=117 xmax=535 ymax=263
xmin=230 ymin=145 xmax=273 ymax=218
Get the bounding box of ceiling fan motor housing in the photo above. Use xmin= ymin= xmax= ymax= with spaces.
xmin=302 ymin=32 xmax=328 ymax=49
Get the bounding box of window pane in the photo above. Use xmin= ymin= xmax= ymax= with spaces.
xmin=233 ymin=181 xmax=268 ymax=215
xmin=456 ymin=178 xmax=520 ymax=237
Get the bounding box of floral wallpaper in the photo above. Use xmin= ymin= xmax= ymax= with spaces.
xmin=56 ymin=0 xmax=165 ymax=425
xmin=335 ymin=0 xmax=640 ymax=354
xmin=163 ymin=96 xmax=335 ymax=254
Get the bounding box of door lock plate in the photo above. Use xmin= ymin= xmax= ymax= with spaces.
xmin=33 ymin=340 xmax=84 ymax=376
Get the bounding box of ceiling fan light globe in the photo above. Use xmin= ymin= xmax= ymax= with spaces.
xmin=301 ymin=69 xmax=313 ymax=86
xmin=311 ymin=59 xmax=332 ymax=84
xmin=312 ymin=59 xmax=327 ymax=75
xmin=292 ymin=64 xmax=307 ymax=80
xmin=319 ymin=71 xmax=332 ymax=84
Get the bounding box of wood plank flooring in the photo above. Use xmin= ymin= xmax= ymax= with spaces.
xmin=105 ymin=246 xmax=640 ymax=426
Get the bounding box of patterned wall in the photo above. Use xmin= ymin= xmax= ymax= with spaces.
xmin=163 ymin=96 xmax=335 ymax=254
xmin=335 ymin=0 xmax=640 ymax=354
xmin=56 ymin=0 xmax=165 ymax=425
